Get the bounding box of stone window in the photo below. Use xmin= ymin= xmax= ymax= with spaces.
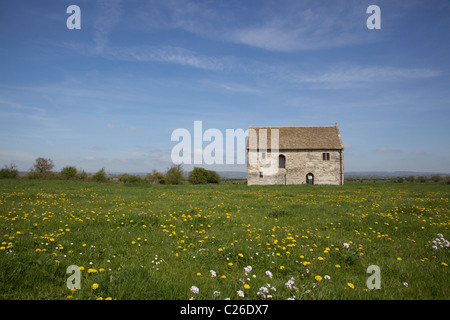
xmin=279 ymin=155 xmax=286 ymax=169
xmin=322 ymin=152 xmax=330 ymax=161
xmin=259 ymin=171 xmax=263 ymax=178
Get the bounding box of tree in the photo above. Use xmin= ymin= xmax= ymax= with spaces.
xmin=32 ymin=157 xmax=54 ymax=173
xmin=165 ymin=164 xmax=185 ymax=185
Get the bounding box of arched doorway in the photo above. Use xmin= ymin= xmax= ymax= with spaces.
xmin=306 ymin=173 xmax=314 ymax=185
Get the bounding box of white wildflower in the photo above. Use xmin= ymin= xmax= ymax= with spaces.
xmin=190 ymin=286 xmax=199 ymax=295
xmin=244 ymin=265 xmax=252 ymax=275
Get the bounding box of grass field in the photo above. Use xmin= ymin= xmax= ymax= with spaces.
xmin=0 ymin=179 xmax=448 ymax=300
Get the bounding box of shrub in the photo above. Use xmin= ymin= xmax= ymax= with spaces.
xmin=188 ymin=167 xmax=221 ymax=184
xmin=165 ymin=164 xmax=184 ymax=185
xmin=206 ymin=170 xmax=221 ymax=184
xmin=77 ymin=170 xmax=88 ymax=180
xmin=128 ymin=175 xmax=142 ymax=183
xmin=430 ymin=175 xmax=441 ymax=183
xmin=188 ymin=167 xmax=208 ymax=184
xmin=407 ymin=176 xmax=415 ymax=183
xmin=417 ymin=176 xmax=427 ymax=183
xmin=118 ymin=173 xmax=130 ymax=183
xmin=92 ymin=168 xmax=108 ymax=182
xmin=60 ymin=166 xmax=77 ymax=179
xmin=0 ymin=163 xmax=19 ymax=179
xmin=146 ymin=170 xmax=166 ymax=184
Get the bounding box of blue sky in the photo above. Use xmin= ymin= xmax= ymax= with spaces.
xmin=1 ymin=0 xmax=449 ymax=174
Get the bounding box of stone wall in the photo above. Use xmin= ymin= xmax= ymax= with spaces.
xmin=247 ymin=149 xmax=343 ymax=185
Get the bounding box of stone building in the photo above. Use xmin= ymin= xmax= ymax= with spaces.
xmin=246 ymin=124 xmax=344 ymax=185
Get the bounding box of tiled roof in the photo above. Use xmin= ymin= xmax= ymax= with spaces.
xmin=246 ymin=125 xmax=344 ymax=150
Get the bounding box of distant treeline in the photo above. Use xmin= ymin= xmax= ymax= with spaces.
xmin=2 ymin=158 xmax=449 ymax=185
xmin=0 ymin=157 xmax=224 ymax=185
xmin=346 ymin=175 xmax=450 ymax=184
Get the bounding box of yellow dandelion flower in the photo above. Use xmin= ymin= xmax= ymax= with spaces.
xmin=280 ymin=266 xmax=285 ymax=270
xmin=244 ymin=284 xmax=250 ymax=290
xmin=315 ymin=275 xmax=323 ymax=282
xmin=397 ymin=257 xmax=402 ymax=261
xmin=238 ymin=253 xmax=244 ymax=258
xmin=335 ymin=264 xmax=341 ymax=268
xmin=92 ymin=283 xmax=99 ymax=290
xmin=347 ymin=283 xmax=355 ymax=289
xmin=442 ymin=262 xmax=448 ymax=267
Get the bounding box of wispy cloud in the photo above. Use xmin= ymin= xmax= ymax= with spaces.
xmin=374 ymin=147 xmax=402 ymax=153
xmin=300 ymin=66 xmax=441 ymax=84
xmin=137 ymin=0 xmax=376 ymax=52
xmin=125 ymin=126 xmax=138 ymax=132
xmin=93 ymin=0 xmax=123 ymax=53
xmin=106 ymin=45 xmax=225 ymax=71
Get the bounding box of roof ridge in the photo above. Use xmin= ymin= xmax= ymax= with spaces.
xmin=250 ymin=125 xmax=337 ymax=128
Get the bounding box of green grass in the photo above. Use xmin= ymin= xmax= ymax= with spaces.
xmin=0 ymin=179 xmax=448 ymax=300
